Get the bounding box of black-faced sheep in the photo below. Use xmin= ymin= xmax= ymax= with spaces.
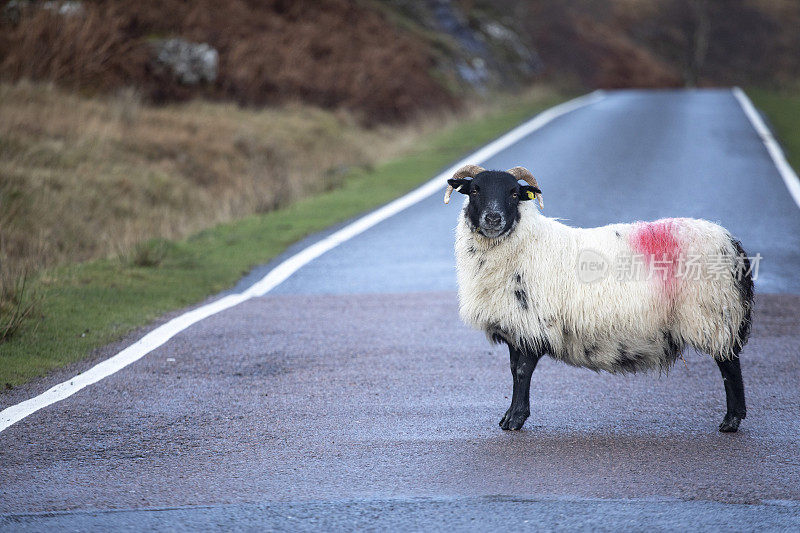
xmin=445 ymin=165 xmax=754 ymax=432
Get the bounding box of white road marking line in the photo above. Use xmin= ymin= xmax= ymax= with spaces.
xmin=733 ymin=87 xmax=800 ymax=210
xmin=0 ymin=90 xmax=605 ymax=433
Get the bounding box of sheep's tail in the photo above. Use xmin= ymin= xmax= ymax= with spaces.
xmin=730 ymin=238 xmax=754 ymax=357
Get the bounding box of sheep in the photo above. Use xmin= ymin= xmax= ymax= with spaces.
xmin=444 ymin=164 xmax=754 ymax=433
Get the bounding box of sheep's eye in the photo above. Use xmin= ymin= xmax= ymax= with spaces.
xmin=470 ymin=189 xmax=478 ymax=196
xmin=511 ymin=191 xmax=518 ymax=198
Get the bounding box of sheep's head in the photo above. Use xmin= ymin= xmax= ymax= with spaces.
xmin=445 ymin=165 xmax=542 ymax=239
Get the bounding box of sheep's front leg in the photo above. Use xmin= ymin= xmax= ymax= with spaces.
xmin=499 ymin=344 xmax=540 ymax=430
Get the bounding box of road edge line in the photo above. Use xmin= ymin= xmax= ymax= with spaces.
xmin=0 ymin=90 xmax=605 ymax=433
xmin=732 ymin=87 xmax=800 ymax=209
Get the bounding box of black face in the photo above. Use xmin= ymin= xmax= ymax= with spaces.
xmin=448 ymin=170 xmax=540 ymax=239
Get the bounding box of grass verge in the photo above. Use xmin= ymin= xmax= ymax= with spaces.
xmin=0 ymin=81 xmax=443 ymax=279
xmin=0 ymin=89 xmax=567 ymax=388
xmin=747 ymin=88 xmax=800 ymax=172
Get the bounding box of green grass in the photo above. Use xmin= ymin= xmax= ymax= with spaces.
xmin=0 ymin=91 xmax=567 ymax=388
xmin=747 ymin=88 xmax=800 ymax=172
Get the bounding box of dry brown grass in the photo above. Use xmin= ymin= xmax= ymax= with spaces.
xmin=0 ymin=268 xmax=39 ymax=344
xmin=0 ymin=0 xmax=455 ymax=123
xmin=0 ymin=81 xmax=463 ymax=280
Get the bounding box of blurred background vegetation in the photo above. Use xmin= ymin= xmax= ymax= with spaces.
xmin=3 ymin=0 xmax=798 ymax=112
xmin=1 ymin=0 xmax=798 ymax=382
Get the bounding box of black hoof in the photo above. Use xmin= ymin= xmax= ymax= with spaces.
xmin=499 ymin=408 xmax=529 ymax=431
xmin=719 ymin=413 xmax=742 ymax=433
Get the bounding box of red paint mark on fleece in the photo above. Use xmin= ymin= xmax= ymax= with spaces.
xmin=629 ymin=218 xmax=683 ymax=296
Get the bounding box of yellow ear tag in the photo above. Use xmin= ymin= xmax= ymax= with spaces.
xmin=526 ymin=191 xmax=536 ymax=200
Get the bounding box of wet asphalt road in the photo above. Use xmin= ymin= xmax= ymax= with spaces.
xmin=2 ymin=89 xmax=800 ymax=530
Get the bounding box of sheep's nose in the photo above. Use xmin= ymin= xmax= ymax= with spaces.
xmin=484 ymin=212 xmax=502 ymax=227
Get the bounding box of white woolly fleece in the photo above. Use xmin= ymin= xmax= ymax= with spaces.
xmin=454 ymin=200 xmax=751 ymax=373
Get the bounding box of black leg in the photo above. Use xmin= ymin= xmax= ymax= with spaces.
xmin=499 ymin=344 xmax=540 ymax=431
xmin=716 ymin=356 xmax=746 ymax=433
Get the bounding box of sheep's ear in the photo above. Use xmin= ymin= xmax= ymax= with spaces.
xmin=447 ymin=178 xmax=471 ymax=194
xmin=519 ymin=185 xmax=541 ymax=201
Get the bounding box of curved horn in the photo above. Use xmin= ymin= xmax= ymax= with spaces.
xmin=507 ymin=166 xmax=543 ymax=209
xmin=444 ymin=164 xmax=485 ymax=204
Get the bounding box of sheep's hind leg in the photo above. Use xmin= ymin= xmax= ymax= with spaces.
xmin=716 ymin=356 xmax=746 ymax=433
xmin=500 ymin=344 xmax=540 ymax=431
